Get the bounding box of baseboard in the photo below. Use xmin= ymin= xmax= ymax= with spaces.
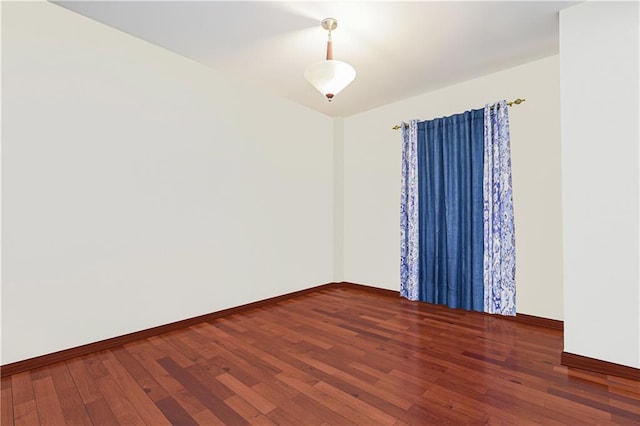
xmin=337 ymin=281 xmax=400 ymax=297
xmin=561 ymin=352 xmax=640 ymax=381
xmin=511 ymin=313 xmax=564 ymax=330
xmin=0 ymin=282 xmax=341 ymax=378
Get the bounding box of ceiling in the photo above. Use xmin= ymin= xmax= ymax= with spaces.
xmin=53 ymin=1 xmax=578 ymax=118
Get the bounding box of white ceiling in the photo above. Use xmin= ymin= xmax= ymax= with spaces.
xmin=53 ymin=1 xmax=578 ymax=118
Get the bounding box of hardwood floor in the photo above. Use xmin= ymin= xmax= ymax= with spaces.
xmin=2 ymin=287 xmax=639 ymax=425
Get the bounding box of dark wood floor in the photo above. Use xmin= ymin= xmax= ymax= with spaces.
xmin=2 ymin=287 xmax=639 ymax=425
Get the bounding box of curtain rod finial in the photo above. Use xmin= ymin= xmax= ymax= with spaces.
xmin=507 ymin=98 xmax=525 ymax=106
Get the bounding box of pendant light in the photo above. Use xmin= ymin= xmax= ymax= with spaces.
xmin=304 ymin=18 xmax=356 ymax=102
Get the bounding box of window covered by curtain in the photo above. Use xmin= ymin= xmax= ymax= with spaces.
xmin=400 ymin=101 xmax=516 ymax=316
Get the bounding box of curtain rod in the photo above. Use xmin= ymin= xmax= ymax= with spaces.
xmin=392 ymin=98 xmax=526 ymax=130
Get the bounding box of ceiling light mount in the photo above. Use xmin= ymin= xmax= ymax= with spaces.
xmin=304 ymin=17 xmax=356 ymax=102
xmin=321 ymin=18 xmax=338 ymax=32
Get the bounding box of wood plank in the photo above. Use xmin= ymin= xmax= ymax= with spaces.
xmin=82 ymin=353 xmax=111 ymax=379
xmin=45 ymin=363 xmax=93 ymax=425
xmin=209 ymin=354 xmax=262 ymax=387
xmin=13 ymin=400 xmax=40 ymax=426
xmin=264 ymin=407 xmax=307 ymax=426
xmin=32 ymin=377 xmax=67 ymax=426
xmin=53 ymin=385 xmax=93 ymax=426
xmin=127 ymin=347 xmax=211 ymax=419
xmin=100 ymin=351 xmax=171 ymax=425
xmin=123 ymin=338 xmax=167 ymax=361
xmin=192 ymin=323 xmax=312 ymax=385
xmin=191 ymin=408 xmax=227 ymax=426
xmin=160 ymin=332 xmax=205 ymax=365
xmin=10 ymin=372 xmax=35 ymax=406
xmin=65 ymin=357 xmax=103 ymax=404
xmin=155 ymin=396 xmax=199 ymax=426
xmin=296 ymin=353 xmax=412 ymax=410
xmin=251 ymin=380 xmax=299 ymax=407
xmin=313 ymin=380 xmax=397 ymax=426
xmin=11 ymin=372 xmax=40 ymax=426
xmin=276 ymin=373 xmax=382 ymax=425
xmin=1 ymin=377 xmax=15 ymax=426
xmin=216 ymin=372 xmax=276 ymax=414
xmin=285 ymin=392 xmax=353 ymax=425
xmin=174 ymin=327 xmax=223 ymax=360
xmin=157 ymin=356 xmax=249 ymax=425
xmin=94 ymin=374 xmax=147 ymax=425
xmin=542 ymin=388 xmax=626 ymax=422
xmin=406 ymin=400 xmax=478 ymax=424
xmin=185 ymin=362 xmax=235 ymax=400
xmin=149 ymin=336 xmax=194 ymax=368
xmin=110 ymin=346 xmax=170 ymax=402
xmin=482 ymin=388 xmax=602 ymax=424
xmin=224 ymin=395 xmax=276 ymax=425
xmin=84 ymin=396 xmax=123 ymax=425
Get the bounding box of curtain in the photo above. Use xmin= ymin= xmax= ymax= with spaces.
xmin=483 ymin=101 xmax=516 ymax=315
xmin=400 ymin=101 xmax=516 ymax=316
xmin=417 ymin=110 xmax=485 ymax=311
xmin=400 ymin=120 xmax=419 ymax=301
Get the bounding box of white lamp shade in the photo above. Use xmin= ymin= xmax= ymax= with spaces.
xmin=304 ymin=59 xmax=356 ymax=100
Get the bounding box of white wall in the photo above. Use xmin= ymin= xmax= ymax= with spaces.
xmin=333 ymin=118 xmax=345 ymax=282
xmin=343 ymin=55 xmax=564 ymax=320
xmin=1 ymin=2 xmax=334 ymax=364
xmin=560 ymin=1 xmax=639 ymax=368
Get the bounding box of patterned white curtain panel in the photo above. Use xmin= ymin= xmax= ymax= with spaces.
xmin=400 ymin=120 xmax=419 ymax=301
xmin=483 ymin=101 xmax=516 ymax=316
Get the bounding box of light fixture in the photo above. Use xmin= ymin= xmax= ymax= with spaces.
xmin=304 ymin=18 xmax=356 ymax=102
